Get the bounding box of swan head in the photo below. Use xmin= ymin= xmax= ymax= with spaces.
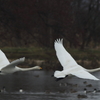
xmin=33 ymin=66 xmax=42 ymax=70
xmin=54 ymin=71 xmax=66 ymax=78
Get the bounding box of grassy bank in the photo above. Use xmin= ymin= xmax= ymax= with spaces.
xmin=1 ymin=47 xmax=56 ymax=60
xmin=1 ymin=47 xmax=100 ymax=60
xmin=1 ymin=47 xmax=100 ymax=70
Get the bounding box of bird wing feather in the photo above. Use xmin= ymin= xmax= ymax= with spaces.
xmin=70 ymin=69 xmax=99 ymax=80
xmin=0 ymin=50 xmax=10 ymax=70
xmin=54 ymin=39 xmax=77 ymax=70
xmin=1 ymin=57 xmax=25 ymax=71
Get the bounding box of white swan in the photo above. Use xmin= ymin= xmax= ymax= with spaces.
xmin=0 ymin=50 xmax=42 ymax=75
xmin=54 ymin=39 xmax=99 ymax=80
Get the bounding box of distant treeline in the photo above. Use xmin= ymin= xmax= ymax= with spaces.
xmin=0 ymin=0 xmax=100 ymax=49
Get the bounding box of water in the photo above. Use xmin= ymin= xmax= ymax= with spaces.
xmin=0 ymin=70 xmax=100 ymax=100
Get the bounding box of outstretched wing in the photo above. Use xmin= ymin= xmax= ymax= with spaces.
xmin=0 ymin=50 xmax=10 ymax=70
xmin=1 ymin=57 xmax=25 ymax=72
xmin=54 ymin=39 xmax=77 ymax=70
xmin=70 ymin=69 xmax=99 ymax=80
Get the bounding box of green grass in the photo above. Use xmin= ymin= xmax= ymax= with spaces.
xmin=1 ymin=47 xmax=56 ymax=60
xmin=1 ymin=47 xmax=100 ymax=61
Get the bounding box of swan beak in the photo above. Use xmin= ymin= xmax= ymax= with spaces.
xmin=40 ymin=67 xmax=42 ymax=69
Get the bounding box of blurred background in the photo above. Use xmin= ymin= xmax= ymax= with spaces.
xmin=0 ymin=0 xmax=100 ymax=70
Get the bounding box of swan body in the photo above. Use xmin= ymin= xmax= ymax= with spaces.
xmin=0 ymin=50 xmax=42 ymax=75
xmin=54 ymin=39 xmax=99 ymax=80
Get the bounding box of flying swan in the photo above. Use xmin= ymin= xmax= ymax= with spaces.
xmin=54 ymin=39 xmax=100 ymax=80
xmin=0 ymin=50 xmax=42 ymax=75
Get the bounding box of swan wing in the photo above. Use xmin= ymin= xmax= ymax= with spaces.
xmin=0 ymin=50 xmax=10 ymax=70
xmin=70 ymin=69 xmax=99 ymax=80
xmin=54 ymin=39 xmax=77 ymax=70
xmin=1 ymin=57 xmax=25 ymax=72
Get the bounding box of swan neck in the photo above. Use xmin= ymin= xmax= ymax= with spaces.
xmin=16 ymin=66 xmax=38 ymax=71
xmin=86 ymin=67 xmax=100 ymax=72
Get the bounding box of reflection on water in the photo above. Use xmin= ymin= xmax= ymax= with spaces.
xmin=0 ymin=70 xmax=100 ymax=100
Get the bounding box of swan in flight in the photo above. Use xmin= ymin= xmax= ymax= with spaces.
xmin=54 ymin=39 xmax=99 ymax=80
xmin=0 ymin=50 xmax=42 ymax=75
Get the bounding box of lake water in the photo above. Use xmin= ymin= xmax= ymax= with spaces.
xmin=0 ymin=70 xmax=100 ymax=100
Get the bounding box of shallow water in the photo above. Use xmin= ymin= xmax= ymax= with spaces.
xmin=0 ymin=70 xmax=100 ymax=100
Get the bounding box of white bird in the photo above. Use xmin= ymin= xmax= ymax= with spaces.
xmin=93 ymin=88 xmax=96 ymax=93
xmin=0 ymin=50 xmax=42 ymax=75
xmin=84 ymin=88 xmax=87 ymax=94
xmin=54 ymin=39 xmax=99 ymax=80
xmin=0 ymin=86 xmax=6 ymax=93
xmin=19 ymin=88 xmax=23 ymax=93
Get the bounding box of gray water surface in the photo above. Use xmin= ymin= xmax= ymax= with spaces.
xmin=0 ymin=70 xmax=100 ymax=100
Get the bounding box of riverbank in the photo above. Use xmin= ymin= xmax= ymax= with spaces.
xmin=1 ymin=47 xmax=100 ymax=70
